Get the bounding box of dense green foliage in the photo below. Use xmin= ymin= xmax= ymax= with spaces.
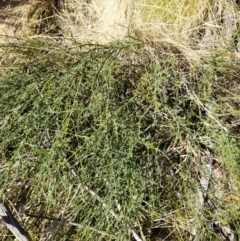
xmin=0 ymin=40 xmax=240 ymax=240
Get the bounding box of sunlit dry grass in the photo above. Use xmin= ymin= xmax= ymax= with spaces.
xmin=58 ymin=0 xmax=239 ymax=56
xmin=1 ymin=0 xmax=239 ymax=61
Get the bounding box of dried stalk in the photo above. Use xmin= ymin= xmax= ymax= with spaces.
xmin=0 ymin=203 xmax=32 ymax=241
xmin=183 ymin=80 xmax=228 ymax=132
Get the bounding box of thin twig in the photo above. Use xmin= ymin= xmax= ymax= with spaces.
xmin=84 ymin=185 xmax=143 ymax=241
xmin=183 ymin=81 xmax=228 ymax=132
xmin=68 ymin=221 xmax=112 ymax=236
xmin=24 ymin=212 xmax=115 ymax=238
xmin=83 ymin=185 xmax=118 ymax=218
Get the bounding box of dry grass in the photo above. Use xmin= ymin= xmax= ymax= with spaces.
xmin=59 ymin=0 xmax=134 ymax=44
xmin=58 ymin=0 xmax=239 ymax=42
xmin=1 ymin=0 xmax=239 ymax=63
xmin=0 ymin=0 xmax=61 ymax=47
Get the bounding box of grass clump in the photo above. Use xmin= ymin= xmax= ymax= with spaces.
xmin=1 ymin=0 xmax=239 ymax=57
xmin=0 ymin=38 xmax=240 ymax=240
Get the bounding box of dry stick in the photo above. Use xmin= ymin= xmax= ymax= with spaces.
xmin=84 ymin=185 xmax=143 ymax=241
xmin=0 ymin=203 xmax=32 ymax=241
xmin=190 ymin=163 xmax=213 ymax=239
